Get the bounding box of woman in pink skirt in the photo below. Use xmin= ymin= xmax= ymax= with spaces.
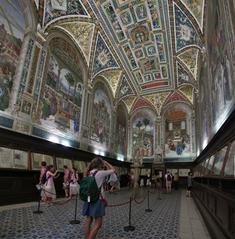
xmin=41 ymin=165 xmax=59 ymax=203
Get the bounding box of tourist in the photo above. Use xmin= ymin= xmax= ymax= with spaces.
xmin=186 ymin=172 xmax=193 ymax=197
xmin=82 ymin=157 xmax=115 ymax=239
xmin=63 ymin=165 xmax=71 ymax=198
xmin=69 ymin=167 xmax=79 ymax=198
xmin=41 ymin=165 xmax=59 ymax=204
xmin=165 ymin=171 xmax=172 ymax=193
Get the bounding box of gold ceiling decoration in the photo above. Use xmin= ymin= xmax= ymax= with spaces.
xmin=99 ymin=70 xmax=123 ymax=97
xmin=178 ymin=48 xmax=199 ymax=80
xmin=144 ymin=91 xmax=171 ymax=116
xmin=122 ymin=96 xmax=136 ymax=113
xmin=179 ymin=85 xmax=194 ymax=104
xmin=55 ymin=21 xmax=95 ymax=66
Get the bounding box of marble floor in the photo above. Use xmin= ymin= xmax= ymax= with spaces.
xmin=0 ymin=188 xmax=210 ymax=239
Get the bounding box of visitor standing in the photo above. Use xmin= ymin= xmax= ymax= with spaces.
xmin=186 ymin=172 xmax=193 ymax=197
xmin=82 ymin=157 xmax=115 ymax=239
xmin=165 ymin=171 xmax=172 ymax=193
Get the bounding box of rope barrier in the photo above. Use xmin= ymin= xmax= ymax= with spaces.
xmin=145 ymin=190 xmax=152 ymax=212
xmin=133 ymin=196 xmax=146 ymax=204
xmin=51 ymin=197 xmax=74 ymax=206
xmin=107 ymin=199 xmax=131 ymax=207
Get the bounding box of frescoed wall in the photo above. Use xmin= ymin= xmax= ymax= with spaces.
xmin=163 ymin=103 xmax=195 ymax=159
xmin=208 ymin=0 xmax=235 ymax=128
xmin=0 ymin=0 xmax=26 ymax=111
xmin=116 ymin=103 xmax=127 ymax=157
xmin=131 ymin=109 xmax=155 ymax=158
xmin=198 ymin=62 xmax=212 ymax=151
xmin=38 ymin=38 xmax=83 ymax=138
xmin=90 ymin=87 xmax=112 ymax=149
xmin=197 ymin=0 xmax=235 ymax=152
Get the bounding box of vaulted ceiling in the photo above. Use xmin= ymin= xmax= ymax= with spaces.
xmin=41 ymin=0 xmax=205 ymax=112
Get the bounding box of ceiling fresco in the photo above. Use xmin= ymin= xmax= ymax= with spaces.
xmin=116 ymin=74 xmax=135 ymax=100
xmin=177 ymin=47 xmax=199 ymax=80
xmin=181 ymin=0 xmax=205 ymax=30
xmin=41 ymin=0 xmax=205 ymax=113
xmin=43 ymin=0 xmax=89 ymax=27
xmin=92 ymin=32 xmax=120 ymax=76
xmin=144 ymin=91 xmax=171 ymax=116
xmin=54 ymin=21 xmax=95 ymax=66
xmin=99 ymin=69 xmax=122 ymax=97
xmin=93 ymin=0 xmax=174 ymax=94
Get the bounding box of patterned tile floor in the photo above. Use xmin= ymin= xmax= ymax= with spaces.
xmin=0 ymin=188 xmax=180 ymax=239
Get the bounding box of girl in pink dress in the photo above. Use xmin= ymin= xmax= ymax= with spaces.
xmin=69 ymin=167 xmax=79 ymax=197
xmin=63 ymin=165 xmax=71 ymax=197
xmin=39 ymin=161 xmax=47 ymax=185
xmin=41 ymin=165 xmax=59 ymax=203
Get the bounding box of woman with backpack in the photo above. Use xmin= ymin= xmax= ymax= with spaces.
xmin=82 ymin=157 xmax=115 ymax=239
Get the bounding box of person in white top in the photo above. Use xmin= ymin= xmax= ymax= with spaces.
xmin=165 ymin=171 xmax=172 ymax=193
xmin=83 ymin=157 xmax=115 ymax=239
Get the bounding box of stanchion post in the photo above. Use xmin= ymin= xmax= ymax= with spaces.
xmin=123 ymin=197 xmax=135 ymax=231
xmin=145 ymin=190 xmax=152 ymax=212
xmin=158 ymin=187 xmax=162 ymax=200
xmin=69 ymin=193 xmax=80 ymax=224
xmin=33 ymin=187 xmax=43 ymax=214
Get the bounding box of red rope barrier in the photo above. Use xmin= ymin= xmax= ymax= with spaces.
xmin=52 ymin=197 xmax=74 ymax=205
xmin=133 ymin=196 xmax=146 ymax=204
xmin=107 ymin=200 xmax=131 ymax=207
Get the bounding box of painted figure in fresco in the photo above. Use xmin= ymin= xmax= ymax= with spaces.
xmin=92 ymin=91 xmax=111 ymax=145
xmin=117 ymin=124 xmax=126 ymax=155
xmin=74 ymin=83 xmax=83 ymax=107
xmin=41 ymin=92 xmax=51 ymax=120
xmin=0 ymin=6 xmax=24 ymax=111
xmin=223 ymin=54 xmax=233 ymax=102
xmin=41 ymin=49 xmax=82 ymax=134
xmin=0 ymin=58 xmax=14 ymax=111
xmin=176 ymin=142 xmax=183 ymax=155
xmin=167 ymin=139 xmax=175 ymax=151
xmin=214 ymin=62 xmax=225 ymax=118
xmin=179 ymin=24 xmax=193 ymax=41
xmin=73 ymin=110 xmax=80 ymax=132
xmin=120 ymin=11 xmax=131 ymax=25
xmin=105 ymin=3 xmax=125 ymax=40
xmin=136 ymin=5 xmax=147 ymax=20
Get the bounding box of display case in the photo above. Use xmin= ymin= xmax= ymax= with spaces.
xmin=0 ymin=147 xmax=28 ymax=169
xmin=73 ymin=160 xmax=87 ymax=173
xmin=56 ymin=157 xmax=73 ymax=171
xmin=212 ymin=146 xmax=227 ymax=176
xmin=224 ymin=141 xmax=235 ymax=177
xmin=32 ymin=153 xmax=53 ymax=170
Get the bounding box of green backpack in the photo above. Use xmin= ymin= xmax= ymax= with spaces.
xmin=79 ymin=171 xmax=100 ymax=203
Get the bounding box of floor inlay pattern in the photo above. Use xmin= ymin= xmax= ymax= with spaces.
xmin=0 ymin=189 xmax=181 ymax=239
